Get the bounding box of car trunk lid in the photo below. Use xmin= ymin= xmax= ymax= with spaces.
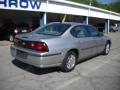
xmin=16 ymin=32 xmax=58 ymax=41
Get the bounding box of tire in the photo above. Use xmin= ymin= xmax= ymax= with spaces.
xmin=9 ymin=35 xmax=14 ymax=42
xmin=61 ymin=51 xmax=77 ymax=72
xmin=103 ymin=43 xmax=110 ymax=55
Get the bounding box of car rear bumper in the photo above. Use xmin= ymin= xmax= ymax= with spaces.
xmin=10 ymin=45 xmax=62 ymax=68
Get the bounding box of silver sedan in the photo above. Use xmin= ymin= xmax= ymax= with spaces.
xmin=11 ymin=22 xmax=111 ymax=72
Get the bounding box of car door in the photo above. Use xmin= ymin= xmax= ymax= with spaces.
xmin=87 ymin=26 xmax=106 ymax=54
xmin=70 ymin=25 xmax=96 ymax=60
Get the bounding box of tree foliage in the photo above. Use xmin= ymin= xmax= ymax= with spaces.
xmin=68 ymin=0 xmax=120 ymax=13
xmin=68 ymin=0 xmax=99 ymax=6
xmin=104 ymin=2 xmax=120 ymax=13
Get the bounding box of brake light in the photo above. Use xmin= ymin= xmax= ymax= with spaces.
xmin=29 ymin=42 xmax=49 ymax=52
xmin=30 ymin=42 xmax=35 ymax=49
xmin=14 ymin=29 xmax=18 ymax=34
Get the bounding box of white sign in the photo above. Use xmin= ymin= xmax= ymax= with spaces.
xmin=0 ymin=0 xmax=42 ymax=11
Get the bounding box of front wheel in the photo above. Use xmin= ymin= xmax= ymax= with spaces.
xmin=61 ymin=51 xmax=77 ymax=72
xmin=103 ymin=43 xmax=110 ymax=55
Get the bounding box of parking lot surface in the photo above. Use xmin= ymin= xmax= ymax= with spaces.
xmin=0 ymin=33 xmax=120 ymax=90
xmin=0 ymin=41 xmax=12 ymax=46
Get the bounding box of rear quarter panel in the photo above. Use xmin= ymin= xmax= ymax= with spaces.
xmin=41 ymin=35 xmax=79 ymax=63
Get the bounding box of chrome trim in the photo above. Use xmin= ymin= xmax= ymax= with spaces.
xmin=81 ymin=44 xmax=105 ymax=50
xmin=41 ymin=53 xmax=62 ymax=57
xmin=27 ymin=52 xmax=61 ymax=57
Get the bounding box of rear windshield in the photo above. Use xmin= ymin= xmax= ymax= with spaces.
xmin=35 ymin=23 xmax=71 ymax=36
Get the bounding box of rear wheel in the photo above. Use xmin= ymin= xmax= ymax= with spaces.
xmin=61 ymin=51 xmax=77 ymax=72
xmin=103 ymin=43 xmax=110 ymax=55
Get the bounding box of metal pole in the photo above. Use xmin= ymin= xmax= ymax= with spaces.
xmin=87 ymin=0 xmax=92 ymax=25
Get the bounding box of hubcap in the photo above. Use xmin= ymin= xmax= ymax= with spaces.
xmin=105 ymin=44 xmax=110 ymax=54
xmin=66 ymin=54 xmax=76 ymax=70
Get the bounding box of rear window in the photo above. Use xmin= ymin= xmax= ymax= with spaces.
xmin=35 ymin=23 xmax=71 ymax=36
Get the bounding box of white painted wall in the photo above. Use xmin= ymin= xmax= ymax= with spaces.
xmin=48 ymin=0 xmax=120 ymax=21
xmin=0 ymin=0 xmax=120 ymax=22
xmin=47 ymin=1 xmax=88 ymax=16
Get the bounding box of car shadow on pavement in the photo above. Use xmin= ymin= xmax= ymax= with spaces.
xmin=12 ymin=59 xmax=61 ymax=75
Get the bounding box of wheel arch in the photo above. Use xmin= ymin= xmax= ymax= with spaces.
xmin=67 ymin=48 xmax=79 ymax=62
xmin=107 ymin=40 xmax=111 ymax=47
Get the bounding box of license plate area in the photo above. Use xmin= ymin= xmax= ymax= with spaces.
xmin=16 ymin=50 xmax=27 ymax=59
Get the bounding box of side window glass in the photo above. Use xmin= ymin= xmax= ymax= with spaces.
xmin=70 ymin=25 xmax=89 ymax=38
xmin=88 ymin=26 xmax=99 ymax=37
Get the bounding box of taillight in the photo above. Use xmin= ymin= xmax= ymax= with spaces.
xmin=14 ymin=29 xmax=18 ymax=34
xmin=30 ymin=42 xmax=35 ymax=49
xmin=29 ymin=42 xmax=49 ymax=52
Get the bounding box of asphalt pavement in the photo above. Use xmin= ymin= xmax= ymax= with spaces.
xmin=0 ymin=32 xmax=120 ymax=90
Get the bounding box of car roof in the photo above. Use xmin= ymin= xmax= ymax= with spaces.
xmin=50 ymin=22 xmax=87 ymax=26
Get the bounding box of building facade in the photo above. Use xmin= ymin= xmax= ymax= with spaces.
xmin=0 ymin=0 xmax=120 ymax=32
